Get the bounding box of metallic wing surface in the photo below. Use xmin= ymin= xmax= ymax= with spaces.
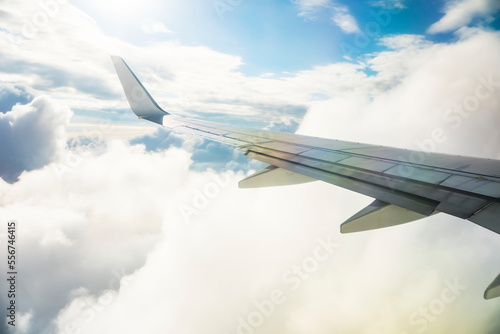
xmin=111 ymin=56 xmax=500 ymax=299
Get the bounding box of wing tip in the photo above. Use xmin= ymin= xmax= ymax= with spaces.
xmin=111 ymin=55 xmax=168 ymax=123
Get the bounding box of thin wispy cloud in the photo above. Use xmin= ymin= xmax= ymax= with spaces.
xmin=291 ymin=0 xmax=360 ymax=33
xmin=291 ymin=0 xmax=332 ymax=20
xmin=428 ymin=0 xmax=500 ymax=34
xmin=141 ymin=22 xmax=173 ymax=34
xmin=331 ymin=5 xmax=360 ymax=33
xmin=370 ymin=0 xmax=408 ymax=9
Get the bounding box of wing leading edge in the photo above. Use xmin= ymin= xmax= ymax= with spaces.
xmin=111 ymin=56 xmax=500 ymax=299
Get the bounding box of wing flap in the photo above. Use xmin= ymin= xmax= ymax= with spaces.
xmin=245 ymin=150 xmax=439 ymax=216
xmin=440 ymin=175 xmax=500 ymax=198
xmin=468 ymin=202 xmax=500 ymax=235
xmin=340 ymin=199 xmax=432 ymax=233
xmin=485 ymin=273 xmax=500 ymax=300
xmin=244 ymin=145 xmax=491 ymax=219
xmin=238 ymin=165 xmax=316 ymax=188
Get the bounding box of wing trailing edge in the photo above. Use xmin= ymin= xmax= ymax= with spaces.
xmin=468 ymin=202 xmax=500 ymax=235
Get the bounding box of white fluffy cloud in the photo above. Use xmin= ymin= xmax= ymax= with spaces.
xmin=0 ymin=142 xmax=195 ymax=333
xmin=299 ymin=29 xmax=500 ymax=160
xmin=0 ymin=91 xmax=72 ymax=183
xmin=428 ymin=0 xmax=500 ymax=34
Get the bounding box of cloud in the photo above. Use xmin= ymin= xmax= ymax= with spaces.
xmin=0 ymin=0 xmax=246 ymax=115
xmin=428 ymin=0 xmax=500 ymax=34
xmin=331 ymin=6 xmax=360 ymax=33
xmin=0 ymin=83 xmax=33 ymax=113
xmin=0 ymin=90 xmax=72 ymax=183
xmin=17 ymin=310 xmax=34 ymax=334
xmin=0 ymin=0 xmax=329 ymax=134
xmin=291 ymin=0 xmax=332 ymax=19
xmin=379 ymin=34 xmax=431 ymax=49
xmin=130 ymin=127 xmax=264 ymax=172
xmin=264 ymin=116 xmax=301 ymax=132
xmin=291 ymin=0 xmax=360 ymax=33
xmin=370 ymin=0 xmax=408 ymax=9
xmin=141 ymin=22 xmax=173 ymax=34
xmin=129 ymin=127 xmax=185 ymax=152
xmin=0 ymin=141 xmax=194 ymax=333
xmin=299 ymin=29 xmax=500 ymax=158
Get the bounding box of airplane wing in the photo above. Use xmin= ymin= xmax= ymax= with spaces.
xmin=111 ymin=56 xmax=500 ymax=300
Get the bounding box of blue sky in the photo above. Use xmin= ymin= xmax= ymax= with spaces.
xmin=70 ymin=0 xmax=500 ymax=75
xmin=1 ymin=1 xmax=500 ymax=334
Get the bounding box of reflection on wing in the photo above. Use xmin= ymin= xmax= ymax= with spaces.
xmin=111 ymin=56 xmax=500 ymax=299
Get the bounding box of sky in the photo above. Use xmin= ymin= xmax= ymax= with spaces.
xmin=0 ymin=0 xmax=500 ymax=333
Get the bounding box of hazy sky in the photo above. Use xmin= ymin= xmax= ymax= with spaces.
xmin=1 ymin=0 xmax=500 ymax=333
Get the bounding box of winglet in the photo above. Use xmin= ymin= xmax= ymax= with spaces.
xmin=110 ymin=56 xmax=168 ymax=124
